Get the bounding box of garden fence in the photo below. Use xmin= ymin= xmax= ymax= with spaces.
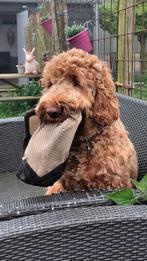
xmin=41 ymin=0 xmax=147 ymax=99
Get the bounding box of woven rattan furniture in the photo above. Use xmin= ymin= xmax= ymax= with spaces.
xmin=0 ymin=94 xmax=147 ymax=261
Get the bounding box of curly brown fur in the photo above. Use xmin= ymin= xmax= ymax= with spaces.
xmin=36 ymin=48 xmax=138 ymax=194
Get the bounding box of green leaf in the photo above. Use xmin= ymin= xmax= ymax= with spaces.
xmin=132 ymin=174 xmax=147 ymax=192
xmin=131 ymin=179 xmax=145 ymax=192
xmin=107 ymin=189 xmax=137 ymax=205
xmin=141 ymin=174 xmax=147 ymax=191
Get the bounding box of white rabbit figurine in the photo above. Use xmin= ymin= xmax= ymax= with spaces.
xmin=23 ymin=48 xmax=40 ymax=74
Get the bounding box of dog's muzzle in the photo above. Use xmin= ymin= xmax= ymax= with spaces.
xmin=17 ymin=160 xmax=66 ymax=187
xmin=17 ymin=111 xmax=82 ymax=187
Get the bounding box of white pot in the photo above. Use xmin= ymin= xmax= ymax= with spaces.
xmin=16 ymin=65 xmax=25 ymax=74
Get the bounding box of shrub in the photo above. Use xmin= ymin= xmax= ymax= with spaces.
xmin=0 ymin=80 xmax=42 ymax=118
xmin=134 ymin=74 xmax=147 ymax=100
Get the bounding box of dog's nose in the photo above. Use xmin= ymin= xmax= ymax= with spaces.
xmin=47 ymin=107 xmax=61 ymax=118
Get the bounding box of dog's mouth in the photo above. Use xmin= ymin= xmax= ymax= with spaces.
xmin=39 ymin=104 xmax=80 ymax=124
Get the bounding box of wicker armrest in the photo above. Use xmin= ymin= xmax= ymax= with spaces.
xmin=0 ymin=117 xmax=24 ymax=173
xmin=0 ymin=200 xmax=147 ymax=260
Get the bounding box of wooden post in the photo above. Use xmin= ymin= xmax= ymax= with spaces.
xmin=54 ymin=0 xmax=68 ymax=52
xmin=117 ymin=0 xmax=135 ymax=95
xmin=117 ymin=0 xmax=125 ymax=85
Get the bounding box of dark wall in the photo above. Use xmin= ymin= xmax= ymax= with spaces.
xmin=0 ymin=52 xmax=11 ymax=73
xmin=67 ymin=3 xmax=93 ymax=25
xmin=10 ymin=57 xmax=17 ymax=73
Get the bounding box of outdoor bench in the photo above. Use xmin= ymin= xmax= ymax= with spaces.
xmin=0 ymin=94 xmax=147 ymax=261
xmin=0 ymin=73 xmax=41 ymax=88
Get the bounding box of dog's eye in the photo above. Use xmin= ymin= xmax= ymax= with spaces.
xmin=72 ymin=78 xmax=79 ymax=86
xmin=47 ymin=82 xmax=53 ymax=88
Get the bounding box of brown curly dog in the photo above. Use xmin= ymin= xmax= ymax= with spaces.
xmin=36 ymin=48 xmax=138 ymax=195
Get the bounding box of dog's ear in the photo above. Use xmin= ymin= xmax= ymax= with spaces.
xmin=41 ymin=63 xmax=52 ymax=90
xmin=31 ymin=48 xmax=35 ymax=55
xmin=93 ymin=63 xmax=119 ymax=126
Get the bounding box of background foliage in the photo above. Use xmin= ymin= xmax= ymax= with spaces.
xmin=0 ymin=81 xmax=41 ymax=118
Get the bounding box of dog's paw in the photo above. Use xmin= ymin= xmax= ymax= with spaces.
xmin=45 ymin=181 xmax=65 ymax=195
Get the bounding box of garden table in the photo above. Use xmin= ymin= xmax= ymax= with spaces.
xmin=0 ymin=73 xmax=41 ymax=89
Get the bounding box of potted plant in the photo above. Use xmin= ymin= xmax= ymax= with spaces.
xmin=65 ymin=22 xmax=93 ymax=52
xmin=41 ymin=15 xmax=52 ymax=34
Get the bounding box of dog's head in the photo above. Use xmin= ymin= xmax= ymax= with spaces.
xmin=36 ymin=48 xmax=119 ymax=125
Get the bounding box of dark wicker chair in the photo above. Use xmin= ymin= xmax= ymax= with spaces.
xmin=0 ymin=94 xmax=147 ymax=261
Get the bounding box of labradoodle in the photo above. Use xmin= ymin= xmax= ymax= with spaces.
xmin=36 ymin=48 xmax=138 ymax=194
